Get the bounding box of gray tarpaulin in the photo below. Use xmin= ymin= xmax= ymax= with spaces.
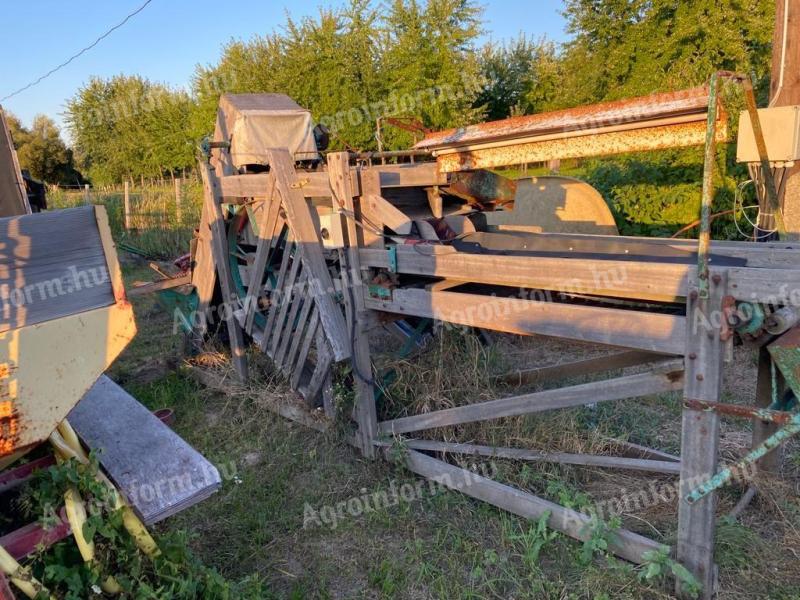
xmin=218 ymin=94 xmax=320 ymax=168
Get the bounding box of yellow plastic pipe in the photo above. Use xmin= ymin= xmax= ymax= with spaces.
xmin=0 ymin=544 xmax=54 ymax=599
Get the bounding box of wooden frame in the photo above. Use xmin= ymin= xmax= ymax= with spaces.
xmin=196 ymin=143 xmax=800 ymax=600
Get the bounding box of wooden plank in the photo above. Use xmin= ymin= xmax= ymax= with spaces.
xmin=275 ymin=279 xmax=308 ymax=368
xmin=269 ymin=250 xmax=303 ymax=357
xmin=303 ymin=327 xmax=334 ymax=403
xmin=366 ymin=288 xmax=687 ymax=355
xmin=199 ymin=161 xmax=249 ymax=381
xmin=267 ymin=148 xmax=350 ymax=361
xmin=602 ymin=437 xmax=680 ymax=463
xmin=362 ymin=194 xmax=412 ymax=234
xmin=496 ymin=350 xmax=666 ymax=386
xmin=388 ymin=439 xmax=682 ymax=474
xmin=129 ymin=274 xmax=192 ymax=297
xmin=357 ymin=169 xmax=383 ymax=248
xmin=211 ymin=110 xmax=236 ymax=177
xmin=291 ymin=309 xmax=320 ymax=390
xmin=372 ymin=162 xmax=448 ymax=188
xmin=219 ymin=171 xmax=339 ymax=200
xmin=69 ymin=376 xmax=221 ymax=524
xmin=243 ymin=176 xmax=280 ymax=334
xmin=677 ymin=275 xmax=725 ymax=599
xmin=379 ymin=363 xmax=684 ymax=435
xmin=283 ymin=276 xmax=317 ymax=376
xmin=330 ymin=152 xmax=379 ymax=457
xmin=360 ymin=245 xmax=689 ymax=302
xmin=260 ymin=234 xmax=294 ymax=352
xmin=399 ymin=449 xmax=668 ymax=564
xmin=191 ymin=195 xmax=216 ymax=338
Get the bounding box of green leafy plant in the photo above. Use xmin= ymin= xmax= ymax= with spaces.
xmin=640 ymin=548 xmax=702 ymax=599
xmin=507 ymin=510 xmax=560 ymax=569
xmin=578 ymin=514 xmax=621 ymax=566
xmin=19 ymin=455 xmax=264 ymax=599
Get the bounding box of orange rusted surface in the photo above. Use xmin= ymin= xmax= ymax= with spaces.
xmin=435 ymin=120 xmax=729 ymax=172
xmin=416 ymin=87 xmax=714 ymax=151
xmin=0 ymin=400 xmax=20 ymax=456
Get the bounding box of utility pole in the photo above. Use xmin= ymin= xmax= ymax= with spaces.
xmin=770 ymin=0 xmax=800 ymax=238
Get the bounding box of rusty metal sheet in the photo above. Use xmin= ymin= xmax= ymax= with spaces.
xmin=416 ymin=87 xmax=713 ymax=151
xmin=435 ymin=120 xmax=728 ymax=173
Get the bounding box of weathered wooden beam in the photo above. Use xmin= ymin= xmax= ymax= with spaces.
xmin=330 ymin=152 xmax=378 ymax=457
xmin=365 ymin=288 xmax=687 ymax=355
xmin=677 ymin=275 xmax=726 ymax=599
xmin=362 ymin=194 xmax=412 ymax=234
xmin=370 ymin=162 xmax=447 ymax=188
xmin=398 ymin=449 xmax=669 ymax=564
xmin=383 ymin=439 xmax=682 ymax=474
xmin=379 ymin=362 xmax=684 ymax=435
xmin=266 ymin=148 xmax=350 ymax=361
xmin=219 ymin=171 xmax=345 ymax=200
xmin=129 ymin=274 xmax=192 ymax=297
xmin=496 ymin=350 xmax=667 ymax=386
xmin=360 ymin=245 xmax=689 ymax=302
xmin=199 ymin=162 xmax=249 ymax=381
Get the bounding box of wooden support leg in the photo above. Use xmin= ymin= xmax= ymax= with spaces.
xmin=328 ymin=152 xmax=378 ymax=457
xmin=199 ymin=161 xmax=249 ymax=382
xmin=677 ymin=276 xmax=726 ymax=599
xmin=753 ymin=346 xmax=781 ymax=472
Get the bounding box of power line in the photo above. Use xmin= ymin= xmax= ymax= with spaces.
xmin=1 ymin=0 xmax=154 ymax=103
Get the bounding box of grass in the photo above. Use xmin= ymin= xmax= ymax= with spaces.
xmin=103 ymin=259 xmax=800 ymax=599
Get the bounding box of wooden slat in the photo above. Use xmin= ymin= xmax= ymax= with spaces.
xmin=129 ymin=274 xmax=192 ymax=297
xmin=283 ymin=276 xmax=317 ymax=376
xmin=269 ymin=250 xmax=303 ymax=357
xmin=366 ymin=288 xmax=687 ymax=355
xmin=260 ymin=234 xmax=294 ymax=352
xmin=303 ymin=327 xmax=333 ymax=404
xmin=379 ymin=363 xmax=684 ymax=435
xmin=372 ymin=162 xmax=447 ymax=188
xmin=191 ymin=197 xmax=216 ymax=338
xmin=291 ymin=309 xmax=320 ymax=390
xmin=390 ymin=439 xmax=682 ymax=474
xmin=275 ymin=279 xmax=308 ymax=368
xmin=199 ymin=161 xmax=248 ymax=380
xmin=497 ymin=350 xmax=666 ymax=386
xmin=267 ymin=148 xmax=350 ymax=361
xmin=360 ymin=245 xmax=689 ymax=302
xmin=243 ymin=178 xmax=281 ymax=334
xmin=399 ymin=449 xmax=668 ymax=564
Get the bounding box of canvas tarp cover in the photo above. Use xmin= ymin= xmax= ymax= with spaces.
xmin=219 ymin=94 xmax=319 ymax=167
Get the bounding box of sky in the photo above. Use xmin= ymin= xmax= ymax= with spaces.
xmin=0 ymin=0 xmax=569 ymax=133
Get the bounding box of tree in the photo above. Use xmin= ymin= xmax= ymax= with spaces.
xmin=557 ymin=0 xmax=775 ymax=106
xmin=66 ymin=76 xmax=196 ymax=185
xmin=4 ymin=113 xmax=79 ymax=185
xmin=475 ymin=36 xmax=560 ymax=120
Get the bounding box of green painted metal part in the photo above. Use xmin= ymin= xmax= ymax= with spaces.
xmin=734 ymin=302 xmax=765 ymax=336
xmin=686 ymin=410 xmax=800 ymax=504
xmin=696 ymin=72 xmax=720 ymax=300
xmin=768 ymin=327 xmax=800 ymax=402
xmin=387 ymin=245 xmax=398 ymax=274
xmin=368 ymin=284 xmax=392 ymax=300
xmin=157 ymin=288 xmax=199 ymax=334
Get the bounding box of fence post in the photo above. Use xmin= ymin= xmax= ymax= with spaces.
xmin=83 ymin=184 xmax=91 ymax=205
xmin=175 ymin=177 xmax=182 ymax=225
xmin=124 ymin=181 xmax=131 ymax=230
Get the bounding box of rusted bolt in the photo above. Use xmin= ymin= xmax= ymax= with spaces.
xmin=696 ymin=374 xmax=704 ymax=381
xmin=689 ymin=352 xmax=697 ymax=359
xmin=712 ymin=274 xmax=722 ymax=285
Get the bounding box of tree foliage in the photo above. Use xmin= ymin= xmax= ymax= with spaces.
xmin=65 ymin=76 xmax=196 ymax=185
xmin=5 ymin=113 xmax=79 ymax=185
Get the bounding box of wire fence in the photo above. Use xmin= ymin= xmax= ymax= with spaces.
xmin=48 ymin=180 xmax=203 ymax=260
